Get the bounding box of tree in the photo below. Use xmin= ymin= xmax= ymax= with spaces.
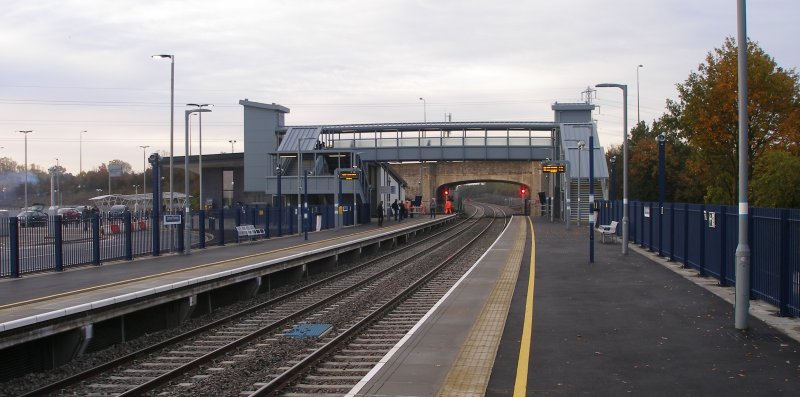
xmin=663 ymin=37 xmax=800 ymax=205
xmin=622 ymin=119 xmax=701 ymax=203
xmin=750 ymin=151 xmax=800 ymax=208
xmin=108 ymin=159 xmax=133 ymax=175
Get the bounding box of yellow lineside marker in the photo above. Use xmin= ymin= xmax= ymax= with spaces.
xmin=0 ymin=230 xmax=378 ymax=311
xmin=513 ymin=217 xmax=535 ymax=396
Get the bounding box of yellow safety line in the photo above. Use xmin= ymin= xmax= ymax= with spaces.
xmin=513 ymin=217 xmax=535 ymax=397
xmin=0 ymin=229 xmax=379 ymax=311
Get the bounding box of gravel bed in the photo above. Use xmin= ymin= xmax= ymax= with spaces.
xmin=151 ymin=216 xmax=502 ymax=396
xmin=0 ymin=224 xmax=451 ymax=396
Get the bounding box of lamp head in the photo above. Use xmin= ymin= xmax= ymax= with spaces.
xmin=152 ymin=54 xmax=173 ymax=59
xmin=577 ymin=140 xmax=586 ymax=149
xmin=596 ymin=83 xmax=626 ymax=89
xmin=656 ymin=132 xmax=666 ymax=143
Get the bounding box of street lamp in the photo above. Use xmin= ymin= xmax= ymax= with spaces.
xmin=18 ymin=130 xmax=32 ymax=209
xmin=133 ymin=184 xmax=140 ymax=195
xmin=657 ymin=132 xmax=666 ymax=257
xmin=734 ymin=0 xmax=751 ymax=330
xmin=419 ymin=97 xmax=427 ymax=122
xmin=276 ymin=165 xmax=283 ymax=237
xmin=80 ymin=130 xmax=86 ymax=174
xmin=596 ymin=83 xmax=629 ymax=255
xmin=152 ymin=54 xmax=175 ymax=214
xmin=577 ymin=140 xmax=585 ymax=227
xmin=304 ymin=170 xmax=312 ymax=240
xmin=184 ymin=107 xmax=212 ymax=255
xmin=610 ymin=156 xmax=617 ymax=202
xmin=229 ymin=139 xmax=237 ymax=153
xmin=637 ymin=64 xmax=643 ymax=125
xmin=187 ymin=103 xmax=213 ymax=211
xmin=139 ymin=145 xmax=150 ymax=194
xmin=298 ymin=137 xmax=317 ymax=232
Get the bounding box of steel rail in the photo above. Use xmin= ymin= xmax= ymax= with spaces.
xmin=21 ymin=210 xmax=478 ymax=396
xmin=250 ymin=203 xmax=501 ymax=396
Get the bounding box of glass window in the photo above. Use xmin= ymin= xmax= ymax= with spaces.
xmin=223 ymin=170 xmax=234 ymax=208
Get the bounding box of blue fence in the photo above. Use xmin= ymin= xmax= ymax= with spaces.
xmin=597 ymin=200 xmax=800 ymax=317
xmin=0 ymin=203 xmax=371 ymax=279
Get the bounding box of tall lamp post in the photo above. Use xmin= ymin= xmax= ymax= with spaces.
xmin=735 ymin=0 xmax=751 ymax=330
xmin=610 ymin=156 xmax=617 ymax=202
xmin=637 ymin=64 xmax=643 ymax=125
xmin=184 ymin=107 xmax=212 ymax=255
xmin=297 ymin=137 xmax=317 ymax=233
xmin=229 ymin=140 xmax=237 ymax=153
xmin=276 ymin=165 xmax=283 ymax=237
xmin=657 ymin=133 xmax=666 ymax=257
xmin=419 ymin=97 xmax=427 ymax=122
xmin=152 ymin=54 xmax=175 ymax=214
xmin=80 ymin=130 xmax=86 ymax=174
xmin=596 ymin=83 xmax=629 ymax=255
xmin=303 ymin=170 xmax=312 ymax=240
xmin=577 ymin=140 xmax=585 ymax=227
xmin=19 ymin=130 xmax=32 ymax=209
xmin=187 ymin=103 xmax=212 ymax=210
xmin=139 ymin=145 xmax=150 ymax=194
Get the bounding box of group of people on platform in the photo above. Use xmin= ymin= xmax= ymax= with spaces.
xmin=376 ymin=197 xmax=454 ymax=227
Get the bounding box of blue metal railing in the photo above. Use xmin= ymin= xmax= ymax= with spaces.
xmin=1 ymin=203 xmax=372 ymax=279
xmin=597 ymin=199 xmax=800 ymax=317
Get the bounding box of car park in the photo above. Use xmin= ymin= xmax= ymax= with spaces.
xmin=108 ymin=205 xmax=129 ymax=220
xmin=17 ymin=210 xmax=48 ymax=227
xmin=57 ymin=207 xmax=82 ymax=224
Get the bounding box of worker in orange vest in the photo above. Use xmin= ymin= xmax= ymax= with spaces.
xmin=444 ymin=199 xmax=453 ymax=214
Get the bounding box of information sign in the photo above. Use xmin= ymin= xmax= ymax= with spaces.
xmin=163 ymin=214 xmax=182 ymax=225
xmin=543 ymin=164 xmax=566 ymax=173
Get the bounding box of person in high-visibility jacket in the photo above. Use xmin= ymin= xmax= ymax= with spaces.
xmin=444 ymin=199 xmax=453 ymax=214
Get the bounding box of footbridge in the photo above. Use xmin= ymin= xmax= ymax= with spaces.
xmin=241 ymin=100 xmax=609 ymax=223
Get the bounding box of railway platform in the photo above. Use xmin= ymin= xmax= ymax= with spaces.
xmin=3 ymin=212 xmax=800 ymax=396
xmin=350 ymin=217 xmax=800 ymax=396
xmin=0 ymin=215 xmax=454 ymax=345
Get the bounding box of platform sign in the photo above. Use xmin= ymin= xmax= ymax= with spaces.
xmin=163 ymin=214 xmax=182 ymax=225
xmin=339 ymin=169 xmax=360 ymax=180
xmin=543 ymin=164 xmax=566 ymax=173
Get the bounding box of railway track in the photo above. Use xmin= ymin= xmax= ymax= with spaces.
xmin=20 ymin=204 xmax=507 ymax=396
xmin=250 ymin=203 xmax=507 ymax=396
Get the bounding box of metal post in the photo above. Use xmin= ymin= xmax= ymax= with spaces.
xmin=735 ymin=0 xmax=751 ymax=330
xmin=149 ymin=153 xmax=161 ymax=256
xmin=304 ymin=170 xmax=309 ymax=240
xmin=19 ymin=130 xmax=32 ymax=209
xmin=140 ymin=145 xmax=150 ymax=194
xmin=184 ymin=110 xmax=191 ymax=255
xmin=589 ymin=135 xmax=595 ymax=263
xmin=596 ymin=83 xmax=629 ymax=254
xmin=610 ymin=156 xmax=617 ymax=202
xmin=183 ymin=108 xmax=210 ymax=254
xmin=658 ymin=133 xmax=666 ymax=257
xmin=637 ymin=64 xmax=643 ymax=125
xmin=577 ymin=141 xmax=585 ymax=227
xmin=564 ymin=160 xmax=571 ymax=230
xmin=276 ymin=167 xmax=282 ymax=237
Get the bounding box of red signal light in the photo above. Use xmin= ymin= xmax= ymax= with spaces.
xmin=520 ymin=185 xmax=527 ymax=196
xmin=443 ymin=187 xmax=449 ymax=196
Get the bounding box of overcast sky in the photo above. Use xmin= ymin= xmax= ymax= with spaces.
xmin=1 ymin=0 xmax=797 ymax=175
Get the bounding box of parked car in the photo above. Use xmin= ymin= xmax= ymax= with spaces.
xmin=108 ymin=205 xmax=129 ymax=220
xmin=57 ymin=207 xmax=82 ymax=224
xmin=17 ymin=210 xmax=48 ymax=227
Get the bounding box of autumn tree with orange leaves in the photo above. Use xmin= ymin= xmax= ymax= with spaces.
xmin=655 ymin=37 xmax=800 ymax=206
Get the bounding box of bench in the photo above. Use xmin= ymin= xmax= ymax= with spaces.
xmin=596 ymin=221 xmax=619 ymax=243
xmin=235 ymin=225 xmax=266 ymax=242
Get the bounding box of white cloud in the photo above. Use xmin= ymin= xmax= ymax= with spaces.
xmin=0 ymin=0 xmax=797 ymax=175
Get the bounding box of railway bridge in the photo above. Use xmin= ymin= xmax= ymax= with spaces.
xmin=239 ymin=100 xmax=610 ymax=223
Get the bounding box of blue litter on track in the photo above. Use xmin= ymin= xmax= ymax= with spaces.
xmin=285 ymin=323 xmax=333 ymax=339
